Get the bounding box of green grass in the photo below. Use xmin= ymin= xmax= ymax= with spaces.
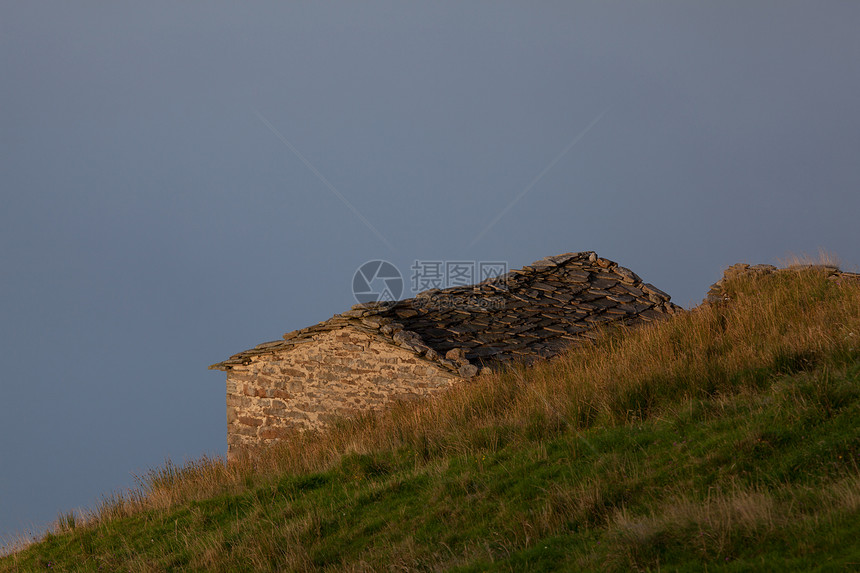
xmin=3 ymin=267 xmax=859 ymax=571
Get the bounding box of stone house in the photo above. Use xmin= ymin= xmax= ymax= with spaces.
xmin=210 ymin=251 xmax=679 ymax=458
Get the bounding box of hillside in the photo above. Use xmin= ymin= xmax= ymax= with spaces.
xmin=2 ymin=266 xmax=859 ymax=571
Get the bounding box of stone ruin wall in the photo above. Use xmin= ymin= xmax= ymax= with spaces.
xmin=225 ymin=326 xmax=459 ymax=458
xmin=704 ymin=263 xmax=859 ymax=304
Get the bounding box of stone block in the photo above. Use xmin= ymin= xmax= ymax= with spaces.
xmin=232 ymin=424 xmax=259 ymax=437
xmin=238 ymin=416 xmax=263 ymax=427
xmin=458 ymin=364 xmax=479 ymax=378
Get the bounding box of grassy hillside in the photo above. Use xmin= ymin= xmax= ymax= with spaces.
xmin=3 ymin=266 xmax=859 ymax=571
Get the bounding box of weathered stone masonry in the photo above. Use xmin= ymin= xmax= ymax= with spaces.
xmin=223 ymin=327 xmax=457 ymax=454
xmin=211 ymin=251 xmax=681 ymax=459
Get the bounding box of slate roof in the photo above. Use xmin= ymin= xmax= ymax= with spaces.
xmin=210 ymin=251 xmax=680 ymax=377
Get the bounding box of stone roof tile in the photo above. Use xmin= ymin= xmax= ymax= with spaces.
xmin=209 ymin=251 xmax=680 ymax=375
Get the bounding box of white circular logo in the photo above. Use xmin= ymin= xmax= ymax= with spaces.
xmin=352 ymin=260 xmax=403 ymax=305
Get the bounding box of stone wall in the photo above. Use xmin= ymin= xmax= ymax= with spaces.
xmin=704 ymin=263 xmax=858 ymax=304
xmin=225 ymin=326 xmax=459 ymax=458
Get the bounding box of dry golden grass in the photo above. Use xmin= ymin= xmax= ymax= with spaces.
xmin=778 ymin=248 xmax=842 ymax=270
xmin=5 ymin=263 xmax=858 ymax=571
xmin=76 ymin=264 xmax=860 ymax=532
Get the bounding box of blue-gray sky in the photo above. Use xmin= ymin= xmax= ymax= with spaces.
xmin=2 ymin=1 xmax=859 ymax=545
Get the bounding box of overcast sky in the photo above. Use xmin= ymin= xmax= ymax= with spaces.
xmin=2 ymin=1 xmax=859 ymax=546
